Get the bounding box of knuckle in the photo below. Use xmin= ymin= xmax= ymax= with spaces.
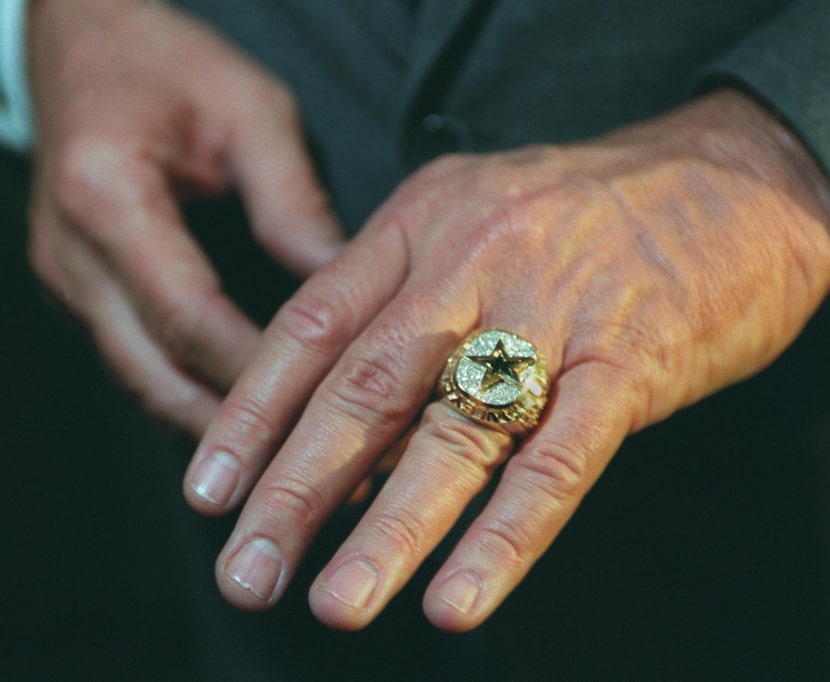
xmin=571 ymin=319 xmax=669 ymax=414
xmin=367 ymin=508 xmax=427 ymax=558
xmin=219 ymin=394 xmax=278 ymax=446
xmin=595 ymin=316 xmax=666 ymax=369
xmin=468 ymin=517 xmax=534 ymax=569
xmin=276 ymin=290 xmax=354 ymax=355
xmin=328 ymin=349 xmax=408 ymax=429
xmin=152 ymin=288 xmax=220 ymax=362
xmin=465 ymin=176 xmax=594 ymax=247
xmin=49 ymin=132 xmax=174 ymax=245
xmin=509 ymin=437 xmax=589 ymax=503
xmin=342 ymin=353 xmax=399 ymax=402
xmin=388 ymin=154 xmax=472 ymax=216
xmin=326 ymin=310 xmax=422 ymax=428
xmin=452 ymin=201 xmax=539 ymax=271
xmin=470 ymin=204 xmax=523 ymax=248
xmin=420 ymin=404 xmax=510 ymax=476
xmin=259 ymin=476 xmax=323 ymax=531
xmin=414 ymin=152 xmax=470 ymax=183
xmin=330 ymin=306 xmax=428 ymax=418
xmin=50 ymin=135 xmax=120 ymax=223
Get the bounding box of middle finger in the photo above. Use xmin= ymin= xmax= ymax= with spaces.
xmin=309 ymin=400 xmax=513 ymax=629
xmin=211 ymin=286 xmax=481 ymax=609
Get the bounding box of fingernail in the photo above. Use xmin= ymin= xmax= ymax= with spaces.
xmin=437 ymin=571 xmax=482 ymax=615
xmin=226 ymin=538 xmax=283 ymax=602
xmin=189 ymin=451 xmax=240 ymax=506
xmin=320 ymin=559 xmax=379 ymax=611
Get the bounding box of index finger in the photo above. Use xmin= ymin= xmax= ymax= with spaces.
xmin=226 ymin=86 xmax=346 ymax=275
xmin=184 ymin=218 xmax=411 ymax=512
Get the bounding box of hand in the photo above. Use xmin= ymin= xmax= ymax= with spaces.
xmin=27 ymin=0 xmax=344 ymax=436
xmin=185 ymin=90 xmax=830 ymax=630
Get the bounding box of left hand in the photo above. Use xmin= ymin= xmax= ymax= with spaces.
xmin=27 ymin=0 xmax=344 ymax=436
xmin=183 ymin=90 xmax=830 ymax=631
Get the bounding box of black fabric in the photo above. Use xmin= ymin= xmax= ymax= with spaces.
xmin=404 ymin=0 xmax=789 ymax=149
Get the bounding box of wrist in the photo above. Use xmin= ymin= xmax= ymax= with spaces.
xmin=699 ymin=88 xmax=830 ymax=310
xmin=727 ymin=88 xmax=830 ymax=280
xmin=693 ymin=89 xmax=830 ymax=222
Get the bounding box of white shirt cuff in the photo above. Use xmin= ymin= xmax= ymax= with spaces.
xmin=0 ymin=0 xmax=34 ymax=153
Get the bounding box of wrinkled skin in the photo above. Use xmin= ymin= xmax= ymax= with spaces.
xmin=27 ymin=0 xmax=830 ymax=633
xmin=188 ymin=92 xmax=830 ymax=632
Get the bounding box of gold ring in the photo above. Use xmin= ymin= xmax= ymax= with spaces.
xmin=439 ymin=328 xmax=550 ymax=435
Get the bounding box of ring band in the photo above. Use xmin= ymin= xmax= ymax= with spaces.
xmin=439 ymin=328 xmax=550 ymax=435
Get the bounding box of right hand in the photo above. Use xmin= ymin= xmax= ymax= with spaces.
xmin=185 ymin=90 xmax=830 ymax=630
xmin=27 ymin=0 xmax=345 ymax=436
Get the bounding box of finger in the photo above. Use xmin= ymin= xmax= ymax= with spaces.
xmin=53 ymin=136 xmax=261 ymax=391
xmin=184 ymin=221 xmax=412 ymax=514
xmin=346 ymin=426 xmax=413 ymax=505
xmin=422 ymin=363 xmax=634 ymax=632
xmin=89 ymin=278 xmax=223 ymax=437
xmin=207 ymin=288 xmax=479 ymax=610
xmin=227 ymin=87 xmax=346 ymax=276
xmin=35 ymin=223 xmax=221 ymax=436
xmin=308 ymin=401 xmax=512 ymax=630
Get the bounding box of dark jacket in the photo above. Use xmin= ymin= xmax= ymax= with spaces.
xmin=178 ymin=0 xmax=829 ymax=230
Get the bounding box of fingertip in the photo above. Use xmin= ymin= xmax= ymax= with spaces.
xmin=423 ymin=600 xmax=476 ymax=633
xmin=309 ymin=591 xmax=369 ymax=632
xmin=256 ymin=209 xmax=347 ymax=277
xmin=216 ymin=536 xmax=286 ymax=611
xmin=423 ymin=570 xmax=487 ymax=633
xmin=308 ymin=558 xmax=382 ymax=631
xmin=183 ymin=450 xmax=243 ymax=515
xmin=294 ymin=213 xmax=348 ymax=275
xmin=226 ymin=99 xmax=348 ymax=275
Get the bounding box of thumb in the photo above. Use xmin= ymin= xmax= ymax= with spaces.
xmin=228 ymin=91 xmax=346 ymax=276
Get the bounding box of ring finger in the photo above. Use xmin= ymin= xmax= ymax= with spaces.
xmin=306 ymin=327 xmax=556 ymax=629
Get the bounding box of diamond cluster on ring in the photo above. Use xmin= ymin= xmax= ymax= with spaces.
xmin=455 ymin=331 xmax=537 ymax=406
xmin=440 ymin=328 xmax=550 ymax=434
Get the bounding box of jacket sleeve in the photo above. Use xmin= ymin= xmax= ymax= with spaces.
xmin=701 ymin=0 xmax=830 ymax=174
xmin=0 ymin=0 xmax=33 ymax=152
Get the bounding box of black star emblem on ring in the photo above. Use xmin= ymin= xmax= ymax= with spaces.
xmin=467 ymin=339 xmax=535 ymax=392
